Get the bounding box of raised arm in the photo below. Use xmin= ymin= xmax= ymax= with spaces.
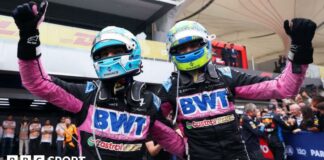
xmin=231 ymin=18 xmax=316 ymax=100
xmin=233 ymin=61 xmax=307 ymax=100
xmin=13 ymin=1 xmax=85 ymax=113
xmin=18 ymin=59 xmax=84 ymax=113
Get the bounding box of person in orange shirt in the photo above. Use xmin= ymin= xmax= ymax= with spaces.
xmin=64 ymin=117 xmax=78 ymax=156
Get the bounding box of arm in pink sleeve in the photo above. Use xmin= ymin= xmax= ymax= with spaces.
xmin=150 ymin=120 xmax=185 ymax=159
xmin=235 ymin=61 xmax=308 ymax=100
xmin=19 ymin=59 xmax=83 ymax=113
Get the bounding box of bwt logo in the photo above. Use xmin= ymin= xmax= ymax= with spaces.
xmin=94 ymin=108 xmax=148 ymax=137
xmin=7 ymin=155 xmax=86 ymax=160
xmin=178 ymin=89 xmax=229 ymax=115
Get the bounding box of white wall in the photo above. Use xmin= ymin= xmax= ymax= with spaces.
xmin=0 ymin=39 xmax=175 ymax=83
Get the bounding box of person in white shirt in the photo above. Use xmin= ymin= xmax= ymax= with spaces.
xmin=290 ymin=103 xmax=303 ymax=126
xmin=1 ymin=115 xmax=16 ymax=156
xmin=29 ymin=117 xmax=41 ymax=155
xmin=19 ymin=117 xmax=30 ymax=155
xmin=55 ymin=117 xmax=66 ymax=157
xmin=41 ymin=120 xmax=53 ymax=157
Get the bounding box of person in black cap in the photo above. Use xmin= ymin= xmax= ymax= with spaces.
xmin=262 ymin=103 xmax=295 ymax=160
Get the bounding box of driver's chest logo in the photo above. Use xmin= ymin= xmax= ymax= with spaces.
xmin=177 ymin=88 xmax=229 ymax=115
xmin=93 ymin=108 xmax=148 ymax=137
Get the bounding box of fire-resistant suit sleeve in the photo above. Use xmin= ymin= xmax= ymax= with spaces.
xmin=231 ymin=61 xmax=308 ymax=99
xmin=150 ymin=120 xmax=185 ymax=159
xmin=19 ymin=59 xmax=86 ymax=113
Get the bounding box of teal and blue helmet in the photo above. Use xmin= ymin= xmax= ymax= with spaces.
xmin=166 ymin=21 xmax=215 ymax=71
xmin=91 ymin=26 xmax=141 ymax=80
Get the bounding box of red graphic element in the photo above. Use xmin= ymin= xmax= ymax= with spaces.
xmin=211 ymin=40 xmax=248 ymax=69
xmin=0 ymin=21 xmax=16 ymax=35
xmin=259 ymin=138 xmax=274 ymax=160
xmin=73 ymin=32 xmax=95 ymax=46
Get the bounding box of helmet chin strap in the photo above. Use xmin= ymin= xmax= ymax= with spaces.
xmin=186 ymin=65 xmax=207 ymax=83
xmin=101 ymin=76 xmax=133 ymax=95
xmin=91 ymin=76 xmax=133 ymax=160
xmin=92 ymin=81 xmax=103 ymax=160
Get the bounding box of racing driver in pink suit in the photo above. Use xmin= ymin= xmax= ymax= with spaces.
xmin=158 ymin=19 xmax=317 ymax=160
xmin=12 ymin=1 xmax=184 ymax=160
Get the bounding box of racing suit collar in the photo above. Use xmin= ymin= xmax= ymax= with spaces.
xmin=179 ymin=66 xmax=206 ymax=84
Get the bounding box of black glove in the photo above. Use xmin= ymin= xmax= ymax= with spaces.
xmin=12 ymin=1 xmax=48 ymax=60
xmin=284 ymin=18 xmax=317 ymax=64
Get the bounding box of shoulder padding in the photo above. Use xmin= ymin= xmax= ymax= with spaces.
xmin=216 ymin=66 xmax=232 ymax=78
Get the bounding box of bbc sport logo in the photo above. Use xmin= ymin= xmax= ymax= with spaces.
xmin=7 ymin=155 xmax=86 ymax=160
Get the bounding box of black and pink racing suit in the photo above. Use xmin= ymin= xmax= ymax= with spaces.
xmin=158 ymin=62 xmax=307 ymax=160
xmin=18 ymin=59 xmax=185 ymax=160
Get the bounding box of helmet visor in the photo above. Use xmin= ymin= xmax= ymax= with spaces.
xmin=169 ymin=38 xmax=206 ymax=56
xmin=92 ymin=45 xmax=131 ymax=61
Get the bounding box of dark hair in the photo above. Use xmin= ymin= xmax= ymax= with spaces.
xmin=317 ymin=102 xmax=324 ymax=111
xmin=312 ymin=96 xmax=324 ymax=106
xmin=21 ymin=117 xmax=29 ymax=123
xmin=260 ymin=110 xmax=267 ymax=116
xmin=32 ymin=117 xmax=39 ymax=123
xmin=268 ymin=104 xmax=276 ymax=111
xmin=65 ymin=117 xmax=71 ymax=120
xmin=301 ymin=106 xmax=314 ymax=120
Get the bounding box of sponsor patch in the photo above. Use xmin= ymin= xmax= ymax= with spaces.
xmin=178 ymin=88 xmax=229 ymax=116
xmin=93 ymin=108 xmax=148 ymax=137
xmin=87 ymin=136 xmax=142 ymax=152
xmin=186 ymin=114 xmax=235 ymax=129
xmin=152 ymin=93 xmax=161 ymax=111
xmin=85 ymin=81 xmax=96 ymax=93
xmin=162 ymin=78 xmax=172 ymax=92
xmin=218 ymin=67 xmax=232 ymax=78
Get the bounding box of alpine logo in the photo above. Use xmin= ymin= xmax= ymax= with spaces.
xmin=178 ymin=88 xmax=229 ymax=116
xmin=27 ymin=35 xmax=39 ymax=45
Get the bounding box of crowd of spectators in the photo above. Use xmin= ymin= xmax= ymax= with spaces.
xmin=240 ymin=88 xmax=324 ymax=160
xmin=0 ymin=116 xmax=78 ymax=158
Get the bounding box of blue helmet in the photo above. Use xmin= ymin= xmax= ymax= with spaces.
xmin=91 ymin=26 xmax=141 ymax=80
